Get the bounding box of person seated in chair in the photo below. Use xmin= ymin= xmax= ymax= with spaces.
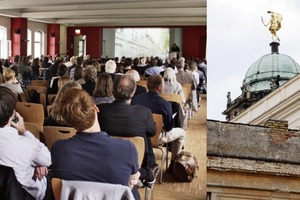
xmin=0 ymin=86 xmax=51 ymax=200
xmin=51 ymin=88 xmax=141 ymax=199
xmin=97 ymin=75 xmax=159 ymax=188
xmin=132 ymin=74 xmax=186 ymax=173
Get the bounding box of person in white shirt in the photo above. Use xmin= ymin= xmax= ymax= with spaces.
xmin=0 ymin=86 xmax=51 ymax=200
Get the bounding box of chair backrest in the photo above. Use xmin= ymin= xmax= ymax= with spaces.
xmin=16 ymin=102 xmax=44 ymax=132
xmin=52 ymin=178 xmax=62 ymax=200
xmin=43 ymin=126 xmax=76 ymax=150
xmin=48 ymin=94 xmax=56 ymax=105
xmin=52 ymin=178 xmax=135 ymax=200
xmin=24 ymin=122 xmax=40 ymax=140
xmin=182 ymin=83 xmax=192 ymax=100
xmin=112 ymin=136 xmax=145 ymax=168
xmin=151 ymin=114 xmax=163 ymax=148
xmin=31 ymin=80 xmax=49 ymax=89
xmin=26 ymin=85 xmax=47 ymax=108
xmin=160 ymin=93 xmax=182 ymax=105
xmin=26 ymin=85 xmax=47 ymax=95
xmin=137 ymin=79 xmax=148 ymax=89
xmin=18 ymin=92 xmax=27 ymax=102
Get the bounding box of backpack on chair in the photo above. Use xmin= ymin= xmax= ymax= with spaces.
xmin=173 ymin=151 xmax=199 ymax=182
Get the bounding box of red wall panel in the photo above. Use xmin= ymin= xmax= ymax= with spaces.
xmin=47 ymin=24 xmax=60 ymax=58
xmin=67 ymin=27 xmax=102 ymax=58
xmin=11 ymin=18 xmax=28 ymax=58
xmin=182 ymin=26 xmax=206 ymax=59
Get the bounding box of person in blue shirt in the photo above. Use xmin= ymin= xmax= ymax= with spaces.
xmin=132 ymin=74 xmax=185 ymax=172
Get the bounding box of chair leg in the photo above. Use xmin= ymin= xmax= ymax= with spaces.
xmin=165 ymin=143 xmax=169 ymax=171
xmin=157 ymin=147 xmax=165 ymax=184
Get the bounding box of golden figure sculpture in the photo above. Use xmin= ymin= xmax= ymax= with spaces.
xmin=261 ymin=11 xmax=283 ymax=42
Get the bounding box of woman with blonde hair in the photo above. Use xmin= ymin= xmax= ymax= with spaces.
xmin=1 ymin=69 xmax=23 ymax=95
xmin=163 ymin=67 xmax=185 ymax=104
xmin=44 ymin=81 xmax=82 ymax=126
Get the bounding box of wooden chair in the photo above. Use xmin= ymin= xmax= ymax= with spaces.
xmin=160 ymin=93 xmax=182 ymax=105
xmin=181 ymin=83 xmax=192 ymax=102
xmin=113 ymin=136 xmax=155 ymax=200
xmin=18 ymin=92 xmax=27 ymax=102
xmin=181 ymin=83 xmax=193 ymax=119
xmin=26 ymin=85 xmax=47 ymax=109
xmin=24 ymin=122 xmax=40 ymax=140
xmin=30 ymin=80 xmax=49 ymax=89
xmin=51 ymin=178 xmax=135 ymax=200
xmin=16 ymin=102 xmax=44 ymax=133
xmin=137 ymin=79 xmax=148 ymax=90
xmin=43 ymin=126 xmax=76 ymax=150
xmin=151 ymin=113 xmax=168 ymax=184
xmin=48 ymin=94 xmax=56 ymax=105
xmin=112 ymin=136 xmax=145 ymax=168
xmin=26 ymin=85 xmax=47 ymax=95
xmin=52 ymin=178 xmax=62 ymax=200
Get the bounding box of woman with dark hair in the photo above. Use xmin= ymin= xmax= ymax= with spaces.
xmin=93 ymin=73 xmax=114 ymax=105
xmin=30 ymin=58 xmax=41 ymax=80
xmin=81 ymin=65 xmax=97 ymax=96
xmin=48 ymin=64 xmax=68 ymax=94
xmin=73 ymin=65 xmax=85 ymax=84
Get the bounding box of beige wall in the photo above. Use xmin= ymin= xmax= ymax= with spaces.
xmin=59 ymin=25 xmax=67 ymax=56
xmin=28 ymin=20 xmax=47 ymax=57
xmin=0 ymin=16 xmax=11 ymax=40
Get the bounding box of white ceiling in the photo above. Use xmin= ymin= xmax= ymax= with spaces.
xmin=0 ymin=0 xmax=206 ymax=27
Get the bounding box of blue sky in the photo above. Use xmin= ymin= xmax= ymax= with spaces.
xmin=207 ymin=0 xmax=300 ymax=120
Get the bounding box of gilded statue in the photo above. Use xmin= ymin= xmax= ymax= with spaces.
xmin=261 ymin=11 xmax=283 ymax=42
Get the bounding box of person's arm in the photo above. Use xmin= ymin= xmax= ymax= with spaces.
xmin=11 ymin=112 xmax=51 ymax=167
xmin=162 ymin=101 xmax=174 ymax=132
xmin=129 ymin=171 xmax=140 ymax=189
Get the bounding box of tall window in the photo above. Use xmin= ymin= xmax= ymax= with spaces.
xmin=27 ymin=29 xmax=32 ymax=56
xmin=34 ymin=31 xmax=44 ymax=58
xmin=0 ymin=26 xmax=11 ymax=59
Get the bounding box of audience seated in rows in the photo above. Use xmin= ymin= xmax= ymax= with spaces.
xmin=144 ymin=58 xmax=164 ymax=77
xmin=51 ymin=88 xmax=141 ymax=199
xmin=93 ymin=73 xmax=115 ymax=105
xmin=132 ymin=74 xmax=186 ymax=173
xmin=0 ymin=86 xmax=51 ymax=200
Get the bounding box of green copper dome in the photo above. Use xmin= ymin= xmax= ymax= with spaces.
xmin=244 ymin=43 xmax=300 ymax=92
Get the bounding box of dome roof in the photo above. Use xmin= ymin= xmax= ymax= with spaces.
xmin=244 ymin=43 xmax=300 ymax=92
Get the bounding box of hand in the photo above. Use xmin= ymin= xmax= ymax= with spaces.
xmin=129 ymin=171 xmax=140 ymax=189
xmin=10 ymin=112 xmax=26 ymax=135
xmin=33 ymin=166 xmax=48 ymax=181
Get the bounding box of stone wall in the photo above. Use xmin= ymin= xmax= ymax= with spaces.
xmin=207 ymin=120 xmax=300 ymax=164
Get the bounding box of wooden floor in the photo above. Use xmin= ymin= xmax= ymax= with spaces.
xmin=139 ymin=96 xmax=207 ymax=200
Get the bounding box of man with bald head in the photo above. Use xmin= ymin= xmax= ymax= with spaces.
xmin=97 ymin=75 xmax=158 ymax=188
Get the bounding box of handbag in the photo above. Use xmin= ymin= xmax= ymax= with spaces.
xmin=173 ymin=151 xmax=199 ymax=182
